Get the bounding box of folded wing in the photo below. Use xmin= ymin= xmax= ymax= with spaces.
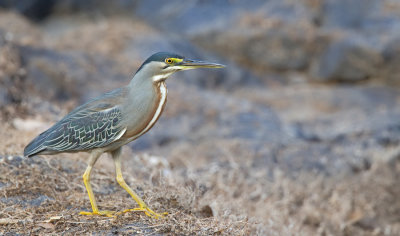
xmin=24 ymin=89 xmax=128 ymax=157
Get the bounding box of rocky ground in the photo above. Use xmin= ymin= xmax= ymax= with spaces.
xmin=1 ymin=1 xmax=400 ymax=235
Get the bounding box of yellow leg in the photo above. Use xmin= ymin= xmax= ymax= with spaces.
xmin=79 ymin=151 xmax=115 ymax=217
xmin=111 ymin=148 xmax=167 ymax=219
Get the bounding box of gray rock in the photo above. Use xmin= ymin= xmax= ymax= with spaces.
xmin=131 ymin=0 xmax=400 ymax=86
xmin=0 ymin=0 xmax=56 ymax=21
xmin=134 ymin=0 xmax=265 ymax=33
xmin=19 ymin=46 xmax=126 ymax=103
xmin=382 ymin=35 xmax=400 ymax=84
xmin=191 ymin=23 xmax=314 ymax=76
xmin=0 ymin=0 xmax=137 ymax=21
xmin=310 ymin=34 xmax=382 ymax=82
xmin=320 ymin=0 xmax=382 ymax=29
xmin=133 ymin=0 xmax=316 ymax=74
xmin=0 ymin=31 xmax=27 ymax=115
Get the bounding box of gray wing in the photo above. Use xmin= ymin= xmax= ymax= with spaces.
xmin=24 ymin=89 xmax=128 ymax=157
xmin=46 ymin=106 xmax=126 ymax=151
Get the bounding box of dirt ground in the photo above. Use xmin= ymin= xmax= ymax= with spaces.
xmin=2 ymin=115 xmax=400 ymax=235
xmin=0 ymin=122 xmax=250 ymax=235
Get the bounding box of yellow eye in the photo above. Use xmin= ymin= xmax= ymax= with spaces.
xmin=165 ymin=58 xmax=173 ymax=64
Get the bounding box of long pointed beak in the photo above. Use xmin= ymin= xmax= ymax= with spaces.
xmin=177 ymin=59 xmax=225 ymax=70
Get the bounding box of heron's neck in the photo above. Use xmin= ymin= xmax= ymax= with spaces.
xmin=127 ymin=66 xmax=167 ymax=98
xmin=129 ymin=63 xmax=174 ymax=88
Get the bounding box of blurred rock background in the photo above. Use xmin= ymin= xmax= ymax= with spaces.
xmin=1 ymin=0 xmax=400 ymax=235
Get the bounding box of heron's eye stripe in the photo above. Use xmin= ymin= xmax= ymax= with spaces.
xmin=165 ymin=58 xmax=183 ymax=64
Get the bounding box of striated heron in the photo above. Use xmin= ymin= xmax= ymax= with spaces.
xmin=24 ymin=52 xmax=224 ymax=218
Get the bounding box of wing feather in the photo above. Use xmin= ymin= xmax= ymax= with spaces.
xmin=24 ymin=88 xmax=128 ymax=156
xmin=43 ymin=107 xmax=125 ymax=152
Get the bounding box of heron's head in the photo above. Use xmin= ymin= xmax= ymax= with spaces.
xmin=135 ymin=52 xmax=225 ymax=83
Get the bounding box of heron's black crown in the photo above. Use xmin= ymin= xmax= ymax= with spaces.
xmin=144 ymin=52 xmax=183 ymax=65
xmin=135 ymin=52 xmax=184 ymax=73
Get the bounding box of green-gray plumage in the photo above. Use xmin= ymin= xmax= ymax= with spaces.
xmin=23 ymin=52 xmax=224 ymax=218
xmin=24 ymin=88 xmax=127 ymax=156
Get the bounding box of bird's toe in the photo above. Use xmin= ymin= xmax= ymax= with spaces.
xmin=79 ymin=210 xmax=116 ymax=217
xmin=120 ymin=207 xmax=168 ymax=219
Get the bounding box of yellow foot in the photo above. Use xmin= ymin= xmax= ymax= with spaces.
xmin=120 ymin=207 xmax=168 ymax=219
xmin=79 ymin=210 xmax=116 ymax=217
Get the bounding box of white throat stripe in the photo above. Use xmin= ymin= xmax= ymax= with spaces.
xmin=153 ymin=73 xmax=173 ymax=82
